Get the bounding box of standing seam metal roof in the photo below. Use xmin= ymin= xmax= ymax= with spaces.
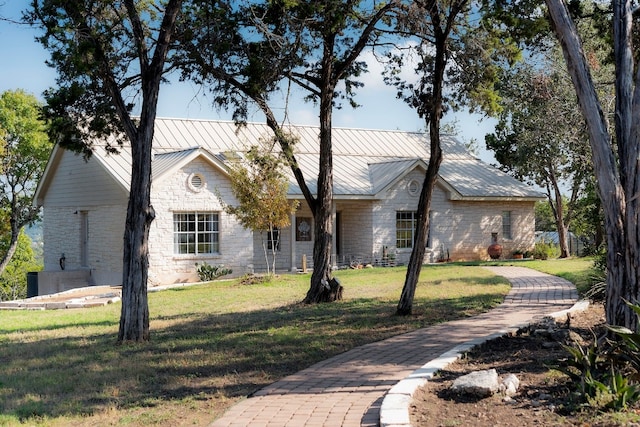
xmin=83 ymin=118 xmax=544 ymax=200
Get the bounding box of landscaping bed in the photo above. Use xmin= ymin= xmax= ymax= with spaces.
xmin=410 ymin=303 xmax=640 ymax=426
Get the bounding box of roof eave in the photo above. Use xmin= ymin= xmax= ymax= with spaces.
xmin=33 ymin=144 xmax=62 ymax=207
xmin=287 ymin=194 xmax=377 ymax=201
xmin=449 ymin=195 xmax=546 ymax=202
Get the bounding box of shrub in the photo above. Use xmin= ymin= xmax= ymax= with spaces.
xmin=532 ymin=241 xmax=559 ymax=260
xmin=559 ymin=301 xmax=640 ymax=411
xmin=195 ymin=262 xmax=232 ymax=282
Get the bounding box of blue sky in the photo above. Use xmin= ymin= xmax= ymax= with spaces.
xmin=0 ymin=1 xmax=497 ymax=163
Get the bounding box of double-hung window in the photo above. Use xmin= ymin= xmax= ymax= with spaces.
xmin=502 ymin=211 xmax=512 ymax=240
xmin=396 ymin=211 xmax=417 ymax=249
xmin=174 ymin=212 xmax=219 ymax=255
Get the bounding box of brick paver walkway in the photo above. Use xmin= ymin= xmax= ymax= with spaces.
xmin=210 ymin=266 xmax=580 ymax=427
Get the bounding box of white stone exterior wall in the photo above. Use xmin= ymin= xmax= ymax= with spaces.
xmin=336 ymin=201 xmax=374 ymax=264
xmin=372 ymin=169 xmax=537 ymax=264
xmin=432 ymin=198 xmax=536 ymax=261
xmin=373 ymin=169 xmax=425 ymax=265
xmin=148 ymin=157 xmax=253 ymax=283
xmin=42 ymin=205 xmax=126 ymax=285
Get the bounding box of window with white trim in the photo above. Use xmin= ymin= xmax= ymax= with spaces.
xmin=173 ymin=212 xmax=219 ymax=254
xmin=502 ymin=211 xmax=512 ymax=240
xmin=396 ymin=211 xmax=417 ymax=249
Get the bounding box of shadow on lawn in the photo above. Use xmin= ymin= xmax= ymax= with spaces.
xmin=0 ymin=290 xmax=506 ymax=421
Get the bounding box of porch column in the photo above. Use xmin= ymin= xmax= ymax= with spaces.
xmin=290 ymin=212 xmax=297 ymax=272
xmin=332 ymin=202 xmax=337 ymax=268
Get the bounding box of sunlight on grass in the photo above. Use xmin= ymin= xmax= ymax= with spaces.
xmin=0 ymin=261 xmax=591 ymax=426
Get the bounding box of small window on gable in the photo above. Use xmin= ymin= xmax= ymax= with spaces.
xmin=407 ymin=179 xmax=420 ymax=196
xmin=188 ymin=173 xmax=205 ymax=192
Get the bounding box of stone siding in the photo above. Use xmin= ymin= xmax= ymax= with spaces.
xmin=374 ymin=170 xmax=537 ymax=264
xmin=149 ymin=157 xmax=253 ymax=283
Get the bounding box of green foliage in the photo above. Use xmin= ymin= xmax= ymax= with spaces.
xmin=0 ymin=232 xmax=41 ymax=301
xmin=535 ymin=200 xmax=558 ymax=231
xmin=532 ymin=241 xmax=559 ymax=260
xmin=559 ymin=301 xmax=640 ymax=411
xmin=221 ymin=143 xmax=298 ymax=275
xmin=195 ymin=262 xmax=232 ymax=282
xmin=0 ymin=90 xmax=50 ymax=276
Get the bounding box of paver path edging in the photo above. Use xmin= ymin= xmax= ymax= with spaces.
xmin=210 ymin=266 xmax=581 ymax=427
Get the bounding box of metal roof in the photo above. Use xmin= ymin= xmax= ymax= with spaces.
xmin=77 ymin=118 xmax=545 ymax=200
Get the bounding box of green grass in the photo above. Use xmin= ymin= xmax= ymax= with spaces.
xmin=0 ymin=261 xmax=594 ymax=426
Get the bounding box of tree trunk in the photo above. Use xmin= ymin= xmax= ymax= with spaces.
xmin=396 ymin=135 xmax=443 ymax=315
xmin=116 ymin=0 xmax=181 ymax=342
xmin=303 ymin=40 xmax=340 ymax=304
xmin=397 ymin=18 xmax=447 ymax=315
xmin=546 ymin=0 xmax=636 ymax=330
xmin=0 ymin=222 xmax=21 ymax=276
xmin=118 ymin=122 xmax=155 ymax=343
xmin=548 ymin=171 xmax=570 ymax=258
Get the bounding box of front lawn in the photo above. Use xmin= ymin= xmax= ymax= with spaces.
xmin=0 ymin=260 xmax=593 ymax=426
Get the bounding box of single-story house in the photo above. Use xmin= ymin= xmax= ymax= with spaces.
xmin=32 ymin=118 xmax=544 ymax=295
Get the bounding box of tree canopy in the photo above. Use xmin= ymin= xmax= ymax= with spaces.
xmin=177 ymin=0 xmax=401 ymax=303
xmin=0 ymin=89 xmax=50 ymax=277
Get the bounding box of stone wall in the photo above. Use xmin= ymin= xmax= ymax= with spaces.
xmin=149 ymin=157 xmax=253 ymax=284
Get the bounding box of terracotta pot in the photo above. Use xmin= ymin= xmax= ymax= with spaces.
xmin=488 ymin=243 xmax=503 ymax=260
xmin=513 ymin=254 xmax=524 ymax=259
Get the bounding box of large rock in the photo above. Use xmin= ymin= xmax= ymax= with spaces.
xmin=500 ymin=373 xmax=520 ymax=397
xmin=450 ymin=369 xmax=499 ymax=397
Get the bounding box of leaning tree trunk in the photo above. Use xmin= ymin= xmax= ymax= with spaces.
xmin=397 ymin=19 xmax=447 ymax=315
xmin=546 ymin=0 xmax=636 ymax=330
xmin=0 ymin=222 xmax=21 ymax=276
xmin=396 ymin=133 xmax=443 ymax=315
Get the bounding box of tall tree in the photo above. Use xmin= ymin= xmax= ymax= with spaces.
xmin=28 ymin=0 xmax=183 ymax=342
xmin=485 ymin=60 xmax=593 ymax=258
xmin=0 ymin=90 xmax=50 ymax=276
xmin=544 ymin=0 xmax=640 ymax=330
xmin=389 ymin=1 xmax=518 ymax=315
xmin=177 ymin=0 xmax=400 ymax=303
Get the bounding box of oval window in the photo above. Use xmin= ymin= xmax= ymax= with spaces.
xmin=188 ymin=173 xmax=205 ymax=192
xmin=407 ymin=179 xmax=420 ymax=196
